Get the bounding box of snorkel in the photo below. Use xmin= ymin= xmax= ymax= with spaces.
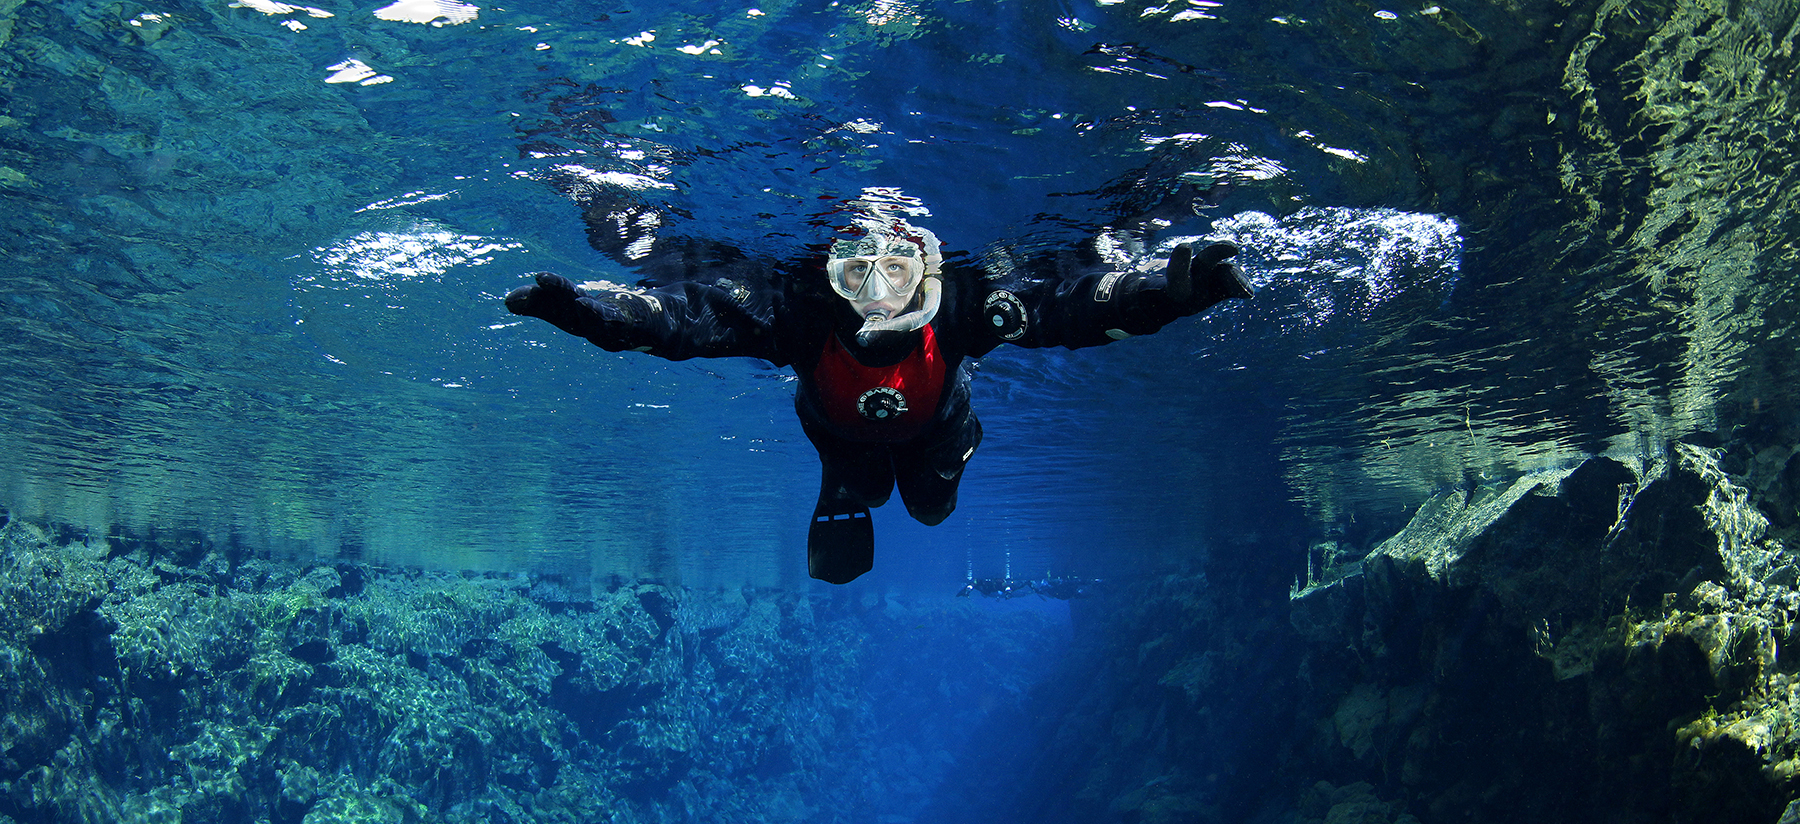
xmin=854 ymin=276 xmax=941 ymax=345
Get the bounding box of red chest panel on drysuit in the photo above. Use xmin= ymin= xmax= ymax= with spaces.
xmin=814 ymin=325 xmax=946 ymax=442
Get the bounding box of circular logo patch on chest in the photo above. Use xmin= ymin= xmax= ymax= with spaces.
xmin=856 ymin=387 xmax=910 ymax=421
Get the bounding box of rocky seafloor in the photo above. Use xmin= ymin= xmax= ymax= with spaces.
xmin=0 ymin=518 xmax=1065 ymax=824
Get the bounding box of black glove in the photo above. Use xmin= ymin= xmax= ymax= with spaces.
xmin=505 ymin=272 xmax=638 ymax=342
xmin=1165 ymin=241 xmax=1254 ymax=313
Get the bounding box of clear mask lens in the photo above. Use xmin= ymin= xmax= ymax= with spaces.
xmin=830 ymin=255 xmax=922 ymax=300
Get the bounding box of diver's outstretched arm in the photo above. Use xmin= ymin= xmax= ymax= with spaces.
xmin=978 ymin=240 xmax=1253 ymax=351
xmin=505 ymin=272 xmax=780 ymax=362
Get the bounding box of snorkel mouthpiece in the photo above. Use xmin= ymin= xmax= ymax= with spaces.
xmin=855 ymin=277 xmax=942 ymax=346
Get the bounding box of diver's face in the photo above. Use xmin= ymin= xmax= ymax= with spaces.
xmin=827 ymin=245 xmax=924 ymax=322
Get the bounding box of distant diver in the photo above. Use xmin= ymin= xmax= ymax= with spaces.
xmin=960 ymin=577 xmax=1033 ymax=599
xmin=505 ymin=194 xmax=1254 ymax=584
xmin=1028 ymin=575 xmax=1104 ymax=600
xmin=957 ymin=575 xmax=1103 ymax=600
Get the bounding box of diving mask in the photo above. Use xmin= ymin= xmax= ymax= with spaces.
xmin=826 ymin=236 xmax=925 ymax=302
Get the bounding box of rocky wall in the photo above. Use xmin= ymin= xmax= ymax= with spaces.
xmin=1280 ymin=440 xmax=1800 ymax=824
xmin=963 ymin=432 xmax=1800 ymax=824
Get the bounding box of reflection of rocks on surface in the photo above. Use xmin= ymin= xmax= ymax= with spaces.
xmin=0 ymin=521 xmax=1064 ymax=824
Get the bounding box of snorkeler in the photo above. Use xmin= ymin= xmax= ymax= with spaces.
xmin=504 ymin=205 xmax=1253 ymax=584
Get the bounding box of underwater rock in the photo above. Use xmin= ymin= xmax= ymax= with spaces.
xmin=968 ymin=432 xmax=1800 ymax=824
xmin=0 ymin=520 xmax=1066 ymax=823
xmin=1295 ymin=781 xmax=1420 ymax=824
xmin=1282 ymin=440 xmax=1800 ymax=823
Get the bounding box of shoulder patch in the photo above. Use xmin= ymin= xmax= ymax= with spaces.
xmin=1094 ymin=271 xmax=1126 ymax=302
xmin=983 ymin=290 xmax=1028 ymax=341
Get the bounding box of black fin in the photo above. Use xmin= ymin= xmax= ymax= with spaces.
xmin=807 ymin=503 xmax=874 ymax=584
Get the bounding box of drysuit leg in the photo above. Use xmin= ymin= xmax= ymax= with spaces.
xmin=893 ymin=410 xmax=982 ymax=526
xmin=801 ymin=417 xmax=896 ymax=508
xmin=800 ymin=417 xmax=895 ymax=584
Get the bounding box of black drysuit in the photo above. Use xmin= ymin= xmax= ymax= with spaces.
xmin=505 ymin=240 xmax=1249 ymax=583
